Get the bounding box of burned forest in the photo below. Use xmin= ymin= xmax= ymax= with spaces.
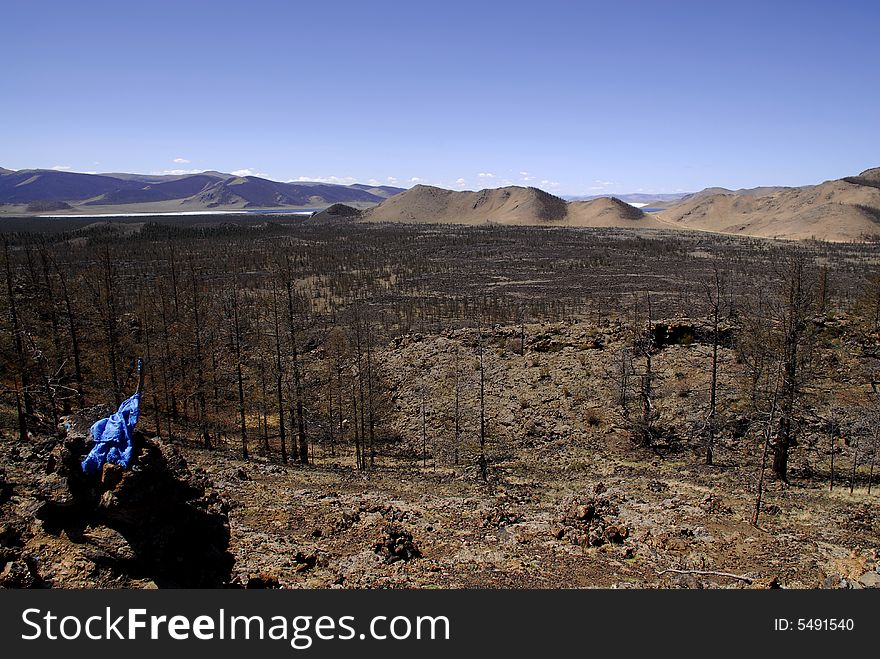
xmin=2 ymin=217 xmax=880 ymax=589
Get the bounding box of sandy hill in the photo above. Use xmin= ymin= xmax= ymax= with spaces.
xmin=651 ymin=185 xmax=790 ymax=211
xmin=363 ymin=185 xmax=567 ymax=224
xmin=566 ymin=197 xmax=664 ymax=228
xmin=658 ymin=167 xmax=880 ymax=241
xmin=688 ymin=185 xmax=790 ymax=200
xmin=362 ymin=185 xmax=663 ymax=228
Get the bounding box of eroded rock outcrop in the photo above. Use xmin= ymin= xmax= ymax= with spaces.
xmin=0 ymin=407 xmax=233 ymax=588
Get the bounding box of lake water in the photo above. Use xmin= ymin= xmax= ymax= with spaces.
xmin=38 ymin=208 xmax=320 ymax=218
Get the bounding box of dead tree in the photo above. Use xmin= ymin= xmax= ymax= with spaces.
xmin=37 ymin=246 xmax=69 ymax=414
xmin=704 ymin=266 xmax=724 ymax=465
xmin=772 ymin=256 xmax=817 ymax=482
xmin=850 ymin=432 xmax=859 ymax=495
xmin=231 ymin=276 xmax=248 ymax=460
xmin=102 ymin=246 xmax=122 ymax=406
xmin=53 ymin=259 xmax=85 ymax=408
xmin=478 ymin=322 xmax=488 ymax=481
xmin=453 ymin=344 xmax=461 ymax=465
xmin=285 ymin=270 xmax=308 ymax=465
xmin=753 ymin=363 xmax=783 ymax=527
xmin=827 ymin=405 xmax=839 ymax=491
xmin=271 ymin=281 xmax=288 ymax=463
xmin=625 ymin=293 xmax=658 ymax=446
xmin=4 ymin=238 xmax=33 ymax=426
xmin=189 ymin=258 xmax=210 ymax=448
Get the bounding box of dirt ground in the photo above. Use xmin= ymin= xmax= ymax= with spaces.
xmin=2 ymin=318 xmax=878 ymax=589
xmin=190 ymin=427 xmax=879 ymax=590
xmin=188 ymin=319 xmax=879 ymax=590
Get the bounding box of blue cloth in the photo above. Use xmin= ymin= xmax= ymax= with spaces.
xmin=81 ymin=392 xmax=141 ymax=475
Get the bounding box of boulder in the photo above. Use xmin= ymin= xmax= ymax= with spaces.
xmin=373 ymin=524 xmax=421 ymax=563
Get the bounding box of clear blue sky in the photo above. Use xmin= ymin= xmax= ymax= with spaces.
xmin=3 ymin=0 xmax=879 ymax=195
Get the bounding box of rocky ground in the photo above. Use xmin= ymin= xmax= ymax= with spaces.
xmin=0 ymin=407 xmax=232 ymax=588
xmin=2 ymin=318 xmax=879 ymax=589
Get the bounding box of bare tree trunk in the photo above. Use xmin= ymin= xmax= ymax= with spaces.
xmin=754 ymin=365 xmax=783 ymax=527
xmin=454 ymin=345 xmax=461 ymax=466
xmin=142 ymin=300 xmax=162 ymax=438
xmin=354 ymin=311 xmax=366 ymax=471
xmin=850 ymin=436 xmax=859 ymax=495
xmin=231 ymin=278 xmax=248 ymax=460
xmin=271 ymin=281 xmax=287 ymax=463
xmin=259 ymin=349 xmax=270 ymax=455
xmin=159 ymin=291 xmax=177 ymax=431
xmin=337 ymin=358 xmax=345 ymax=461
xmin=55 ymin=264 xmax=85 ymax=409
xmin=327 ymin=357 xmax=335 ymax=459
xmin=478 ymin=321 xmax=488 ymax=482
xmin=351 ymin=379 xmax=361 ymax=469
xmin=706 ymin=267 xmax=722 ymax=465
xmin=190 ymin=260 xmax=210 ymax=448
xmin=828 ymin=407 xmax=836 ymax=491
xmin=366 ymin=320 xmax=376 ymax=469
xmin=5 ymin=239 xmax=33 ymax=425
xmin=286 ymin=277 xmax=307 ymax=465
xmin=14 ymin=376 xmax=27 ymax=441
xmin=38 ymin=247 xmax=69 ymax=414
xmin=638 ymin=294 xmax=656 ymax=446
xmin=103 ymin=246 xmax=121 ymax=406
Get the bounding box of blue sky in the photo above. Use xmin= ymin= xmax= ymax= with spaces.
xmin=3 ymin=0 xmax=879 ymax=195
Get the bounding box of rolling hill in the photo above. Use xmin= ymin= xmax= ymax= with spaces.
xmin=361 ymin=185 xmax=662 ymax=228
xmin=348 ymin=184 xmax=406 ymax=199
xmin=657 ymin=168 xmax=880 ymax=241
xmin=188 ymin=176 xmax=393 ymax=208
xmin=0 ymin=170 xmax=145 ymax=203
xmin=309 ymin=203 xmax=364 ymax=224
xmin=85 ymin=174 xmax=224 ymax=205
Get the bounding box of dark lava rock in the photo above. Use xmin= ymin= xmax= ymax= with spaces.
xmin=373 ymin=524 xmax=421 ymax=563
xmin=1 ymin=405 xmax=235 ymax=588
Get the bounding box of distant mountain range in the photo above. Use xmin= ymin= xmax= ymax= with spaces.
xmin=3 ymin=165 xmax=879 ymax=241
xmin=563 ymin=192 xmax=689 ymax=205
xmin=0 ymin=168 xmax=405 ymax=213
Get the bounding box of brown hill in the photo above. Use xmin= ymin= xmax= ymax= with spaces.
xmin=363 ymin=185 xmax=565 ymax=225
xmin=363 ymin=185 xmax=660 ymax=227
xmin=309 ymin=203 xmax=363 ymax=224
xmin=566 ymin=197 xmax=664 ymax=228
xmin=657 ymin=168 xmax=880 ymax=241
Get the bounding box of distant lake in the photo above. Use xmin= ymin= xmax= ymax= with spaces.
xmin=243 ymin=208 xmax=321 ymax=214
xmin=38 ymin=208 xmax=320 ymax=218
